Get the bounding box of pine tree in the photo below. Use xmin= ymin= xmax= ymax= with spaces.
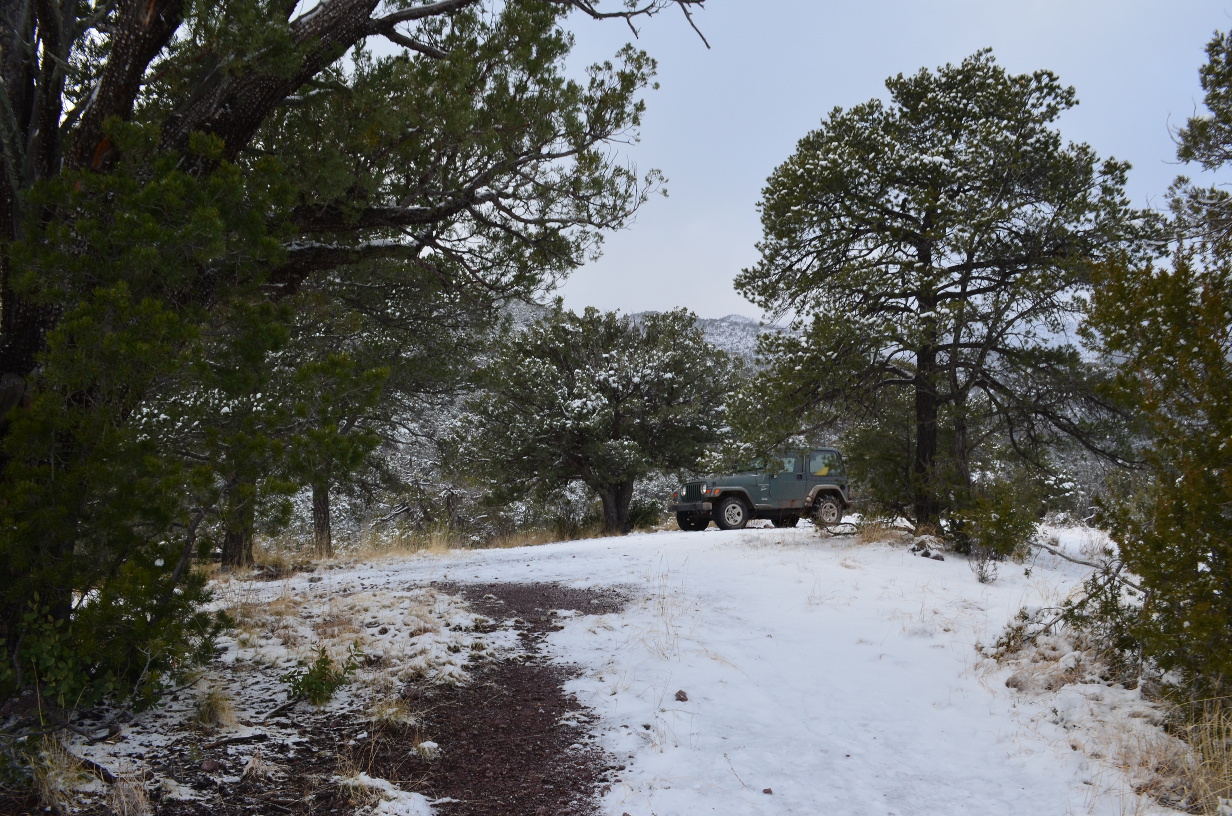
xmin=736 ymin=50 xmax=1156 ymax=525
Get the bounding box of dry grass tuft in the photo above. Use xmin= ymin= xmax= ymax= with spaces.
xmin=31 ymin=736 xmax=87 ymax=815
xmin=313 ymin=611 xmax=361 ymax=640
xmin=485 ymin=528 xmax=566 ymax=549
xmin=266 ymin=594 xmax=303 ymax=618
xmin=109 ymin=773 xmax=152 ymax=816
xmin=337 ymin=768 xmax=385 ymax=808
xmin=355 ymin=524 xmax=463 ymax=558
xmin=855 ymin=520 xmax=913 ymax=546
xmin=368 ymin=698 xmax=420 ymax=730
xmin=193 ymin=683 xmax=237 ymax=729
xmin=1176 ymin=700 xmax=1232 ymax=813
xmin=241 ymin=749 xmax=278 ymax=782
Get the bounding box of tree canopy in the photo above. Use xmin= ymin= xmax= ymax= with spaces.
xmin=735 ymin=49 xmax=1157 ymax=524
xmin=460 ymin=306 xmax=732 ymax=534
xmin=0 ymin=0 xmax=706 ymax=708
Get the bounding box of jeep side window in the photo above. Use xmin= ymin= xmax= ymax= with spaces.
xmin=777 ymin=455 xmax=797 ymax=474
xmin=809 ymin=450 xmax=844 ymax=478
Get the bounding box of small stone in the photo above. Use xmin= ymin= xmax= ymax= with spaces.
xmin=200 ymin=759 xmax=222 ymax=773
xmin=674 ymin=689 xmax=689 ymax=702
xmin=931 ymin=553 xmax=945 ymax=561
xmin=378 ymin=626 xmax=389 ymax=635
xmin=763 ymin=787 xmax=773 ymax=795
xmin=308 ymin=576 xmax=323 ymax=583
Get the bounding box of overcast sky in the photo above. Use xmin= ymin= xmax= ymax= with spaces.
xmin=554 ymin=1 xmax=1232 ymax=319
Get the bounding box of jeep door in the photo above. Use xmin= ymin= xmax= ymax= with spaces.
xmin=767 ymin=452 xmax=809 ymax=507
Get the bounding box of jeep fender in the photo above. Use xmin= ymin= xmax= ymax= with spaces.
xmin=715 ymin=488 xmax=756 ymax=508
xmin=806 ymin=486 xmax=846 ymax=509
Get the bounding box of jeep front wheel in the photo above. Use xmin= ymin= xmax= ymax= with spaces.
xmin=714 ymin=496 xmax=750 ymax=530
xmin=812 ymin=495 xmax=842 ymax=526
xmin=676 ymin=512 xmax=708 ymax=532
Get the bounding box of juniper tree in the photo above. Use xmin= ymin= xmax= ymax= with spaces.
xmin=461 ymin=306 xmax=732 ymax=534
xmin=736 ymin=50 xmax=1156 ymax=525
xmin=1082 ymin=29 xmax=1232 ymax=693
xmin=1086 ymin=247 xmax=1232 ymax=692
xmin=0 ymin=0 xmax=706 ymax=708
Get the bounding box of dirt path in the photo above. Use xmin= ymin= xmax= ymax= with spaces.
xmin=0 ymin=581 xmax=630 ymax=816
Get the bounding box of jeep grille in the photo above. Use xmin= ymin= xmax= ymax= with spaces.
xmin=683 ymin=483 xmax=703 ymax=502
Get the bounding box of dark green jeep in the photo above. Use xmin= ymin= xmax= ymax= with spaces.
xmin=668 ymin=448 xmax=851 ymax=531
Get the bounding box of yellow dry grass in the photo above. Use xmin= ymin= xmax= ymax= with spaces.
xmin=193 ymin=684 xmax=237 ymax=729
xmin=1176 ymin=699 xmax=1232 ymax=813
xmin=31 ymin=736 xmax=87 ymax=815
xmin=854 ymin=520 xmax=913 ymax=546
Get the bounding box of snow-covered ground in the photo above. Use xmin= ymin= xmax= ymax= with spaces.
xmin=397 ymin=523 xmax=1178 ymax=816
xmin=78 ymin=522 xmax=1186 ymax=816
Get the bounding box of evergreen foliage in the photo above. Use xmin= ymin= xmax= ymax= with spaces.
xmin=735 ymin=50 xmax=1156 ymax=525
xmin=459 ymin=306 xmax=733 ymax=534
xmin=1087 ymin=246 xmax=1232 ymax=692
xmin=1080 ymin=28 xmax=1232 ymax=694
xmin=0 ymin=0 xmax=703 ymax=713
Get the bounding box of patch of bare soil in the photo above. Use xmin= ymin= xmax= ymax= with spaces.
xmin=0 ymin=581 xmax=629 ymax=816
xmin=375 ymin=582 xmax=631 ymax=816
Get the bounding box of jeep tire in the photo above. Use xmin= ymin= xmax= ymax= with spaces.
xmin=812 ymin=495 xmax=842 ymax=526
xmin=714 ymin=496 xmax=750 ymax=530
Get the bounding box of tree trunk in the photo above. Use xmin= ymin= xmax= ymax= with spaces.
xmin=913 ymin=301 xmax=941 ymax=526
xmin=953 ymin=401 xmax=972 ymax=503
xmin=312 ymin=479 xmax=332 ymax=558
xmin=220 ymin=485 xmax=255 ymax=569
xmin=912 ymin=382 xmax=939 ymax=525
xmin=597 ymin=481 xmax=635 ymax=535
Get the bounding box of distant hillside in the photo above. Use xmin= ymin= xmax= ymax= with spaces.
xmin=629 ymin=312 xmax=786 ymax=362
xmin=510 ymin=303 xmax=784 ymax=363
xmin=693 ymin=314 xmax=775 ymax=361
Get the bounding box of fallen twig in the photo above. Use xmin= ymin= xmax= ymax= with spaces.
xmin=722 ymin=752 xmax=748 ymax=790
xmin=202 ymin=732 xmax=268 ymax=750
xmin=260 ymin=697 xmax=300 ymax=723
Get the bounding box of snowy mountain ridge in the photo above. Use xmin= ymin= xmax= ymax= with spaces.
xmin=632 ymin=311 xmax=787 ymax=361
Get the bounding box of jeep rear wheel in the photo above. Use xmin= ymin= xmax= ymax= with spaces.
xmin=714 ymin=496 xmax=750 ymax=530
xmin=812 ymin=495 xmax=842 ymax=526
xmin=676 ymin=512 xmax=708 ymax=532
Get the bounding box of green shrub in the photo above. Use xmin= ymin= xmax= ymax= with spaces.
xmin=952 ymin=476 xmax=1043 ymax=560
xmin=627 ymin=499 xmax=664 ymax=530
xmin=280 ymin=645 xmax=360 ymax=706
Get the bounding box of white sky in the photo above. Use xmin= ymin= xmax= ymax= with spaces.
xmin=556 ymin=1 xmax=1232 ymax=319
